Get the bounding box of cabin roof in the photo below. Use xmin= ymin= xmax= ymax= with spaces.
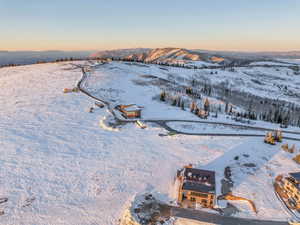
xmin=289 ymin=172 xmax=300 ymax=183
xmin=120 ymin=104 xmax=141 ymax=112
xmin=124 ymin=106 xmax=141 ymax=112
xmin=181 ymin=168 xmax=215 ymax=194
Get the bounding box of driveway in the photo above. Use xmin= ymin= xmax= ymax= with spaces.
xmin=171 ymin=206 xmax=289 ymax=225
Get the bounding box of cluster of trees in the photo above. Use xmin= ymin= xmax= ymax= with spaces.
xmin=160 ymin=90 xmax=213 ymax=119
xmin=160 ymin=78 xmax=300 ymax=127
xmin=258 ymin=104 xmax=300 ymax=127
xmin=190 ymin=99 xmax=210 ymax=118
xmin=187 ymin=74 xmax=300 ymax=127
xmin=222 ymin=102 xmax=300 ymax=127
xmin=291 ymin=65 xmax=300 ymax=75
xmin=109 ymin=56 xmax=229 ymax=70
xmin=160 ymin=91 xmax=186 ymax=110
xmin=0 ymin=63 xmax=19 ymax=68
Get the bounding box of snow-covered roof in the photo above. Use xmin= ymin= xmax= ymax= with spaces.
xmin=182 ymin=168 xmax=215 ymax=194
xmin=122 ymin=105 xmax=141 ymax=112
xmin=289 ymin=172 xmax=300 ymax=183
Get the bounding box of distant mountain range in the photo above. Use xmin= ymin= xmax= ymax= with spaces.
xmin=91 ymin=48 xmax=300 ymax=66
xmin=0 ymin=50 xmax=92 ymax=66
xmin=91 ymin=48 xmax=227 ymax=64
xmin=1 ymin=48 xmax=300 ymax=67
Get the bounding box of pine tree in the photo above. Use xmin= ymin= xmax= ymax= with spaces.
xmin=190 ymin=101 xmax=196 ymax=112
xmin=215 ymin=111 xmax=218 ymax=118
xmin=204 ymin=98 xmax=210 ymax=114
xmin=160 ymin=91 xmax=166 ymax=101
xmin=172 ymin=98 xmax=177 ymax=106
xmin=225 ymin=102 xmax=229 ymax=114
xmin=181 ymin=101 xmax=185 ymax=110
xmin=177 ymin=97 xmax=181 ymax=107
xmin=229 ymin=105 xmax=233 ymax=114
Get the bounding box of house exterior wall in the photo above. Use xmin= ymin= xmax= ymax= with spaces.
xmin=178 ymin=188 xmax=215 ymax=208
xmin=283 ymin=178 xmax=300 ymax=209
xmin=122 ymin=110 xmax=141 ymax=118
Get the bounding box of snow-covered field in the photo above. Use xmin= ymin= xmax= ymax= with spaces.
xmin=86 ymin=61 xmax=300 ymax=117
xmin=249 ymin=61 xmax=293 ymax=66
xmin=1 ymin=61 xmax=300 ymax=224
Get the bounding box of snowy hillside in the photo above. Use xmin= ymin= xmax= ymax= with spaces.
xmin=91 ymin=48 xmax=300 ymax=69
xmin=278 ymin=58 xmax=300 ymax=65
xmin=90 ymin=48 xmax=151 ymax=59
xmin=1 ymin=61 xmax=300 ymax=225
xmin=92 ymin=48 xmax=226 ymax=66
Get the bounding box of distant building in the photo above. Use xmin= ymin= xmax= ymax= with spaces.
xmin=177 ymin=165 xmax=216 ymax=208
xmin=117 ymin=104 xmax=142 ymax=119
xmin=283 ymin=172 xmax=300 ymax=209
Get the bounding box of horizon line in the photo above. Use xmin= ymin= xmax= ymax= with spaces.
xmin=1 ymin=47 xmax=300 ymax=53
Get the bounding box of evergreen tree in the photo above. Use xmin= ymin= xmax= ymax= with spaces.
xmin=229 ymin=105 xmax=233 ymax=114
xmin=218 ymin=104 xmax=222 ymax=112
xmin=190 ymin=101 xmax=196 ymax=112
xmin=172 ymin=98 xmax=177 ymax=106
xmin=204 ymin=98 xmax=210 ymax=113
xmin=160 ymin=91 xmax=166 ymax=101
xmin=177 ymin=97 xmax=181 ymax=107
xmin=225 ymin=102 xmax=229 ymax=114
xmin=181 ymin=101 xmax=185 ymax=110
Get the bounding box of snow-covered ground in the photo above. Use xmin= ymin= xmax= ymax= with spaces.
xmin=249 ymin=61 xmax=292 ymax=66
xmin=277 ymin=58 xmax=300 ymax=65
xmin=1 ymin=61 xmax=300 ymax=225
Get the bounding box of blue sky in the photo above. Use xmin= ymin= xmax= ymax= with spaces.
xmin=1 ymin=0 xmax=300 ymax=51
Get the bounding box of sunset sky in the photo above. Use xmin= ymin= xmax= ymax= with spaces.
xmin=1 ymin=0 xmax=300 ymax=51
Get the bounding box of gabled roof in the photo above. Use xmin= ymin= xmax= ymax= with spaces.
xmin=124 ymin=105 xmax=141 ymax=112
xmin=181 ymin=168 xmax=216 ymax=194
xmin=182 ymin=181 xmax=215 ymax=193
xmin=120 ymin=104 xmax=142 ymax=112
